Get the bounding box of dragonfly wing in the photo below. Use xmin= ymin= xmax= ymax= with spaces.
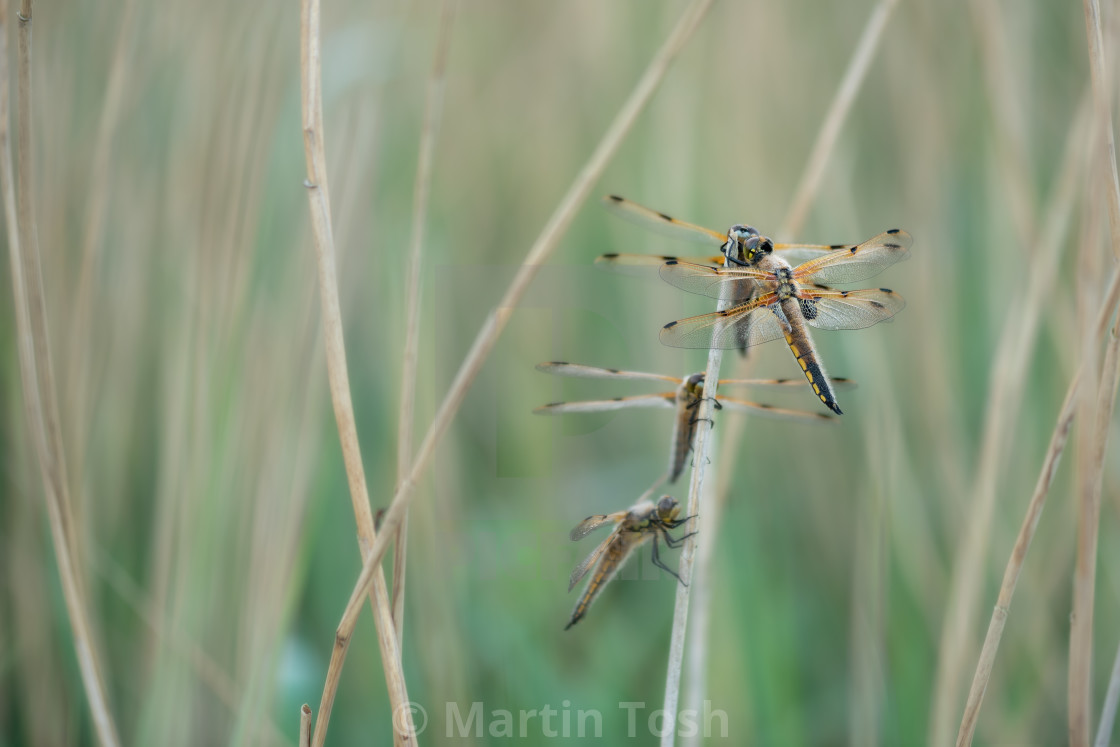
xmin=772 ymin=243 xmax=849 ymax=266
xmin=792 ymin=229 xmax=912 ymax=285
xmin=570 ymin=512 xmax=625 ymax=541
xmin=801 ymin=287 xmax=906 ymax=330
xmin=716 ymin=376 xmax=858 ymax=391
xmin=715 ymin=396 xmax=837 ymax=423
xmin=568 ymin=527 xmax=623 ymax=590
xmin=660 ymin=300 xmax=786 ymax=350
xmin=535 ymin=361 xmax=679 ymax=384
xmin=602 ymin=195 xmax=728 ymax=247
xmin=658 ymin=260 xmax=771 ymax=301
xmin=534 ymin=394 xmax=676 ymax=414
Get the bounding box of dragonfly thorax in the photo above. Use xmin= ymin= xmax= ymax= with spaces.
xmin=774 ymin=266 xmax=798 ymax=300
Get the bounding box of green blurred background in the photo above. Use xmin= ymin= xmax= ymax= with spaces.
xmin=2 ymin=0 xmax=1117 ymax=744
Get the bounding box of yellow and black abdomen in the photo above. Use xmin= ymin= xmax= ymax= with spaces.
xmin=779 ymin=297 xmax=841 ymax=415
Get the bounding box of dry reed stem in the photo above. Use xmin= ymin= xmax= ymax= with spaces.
xmin=335 ymin=0 xmax=714 ymax=646
xmin=661 ymin=356 xmax=723 ymax=747
xmin=1084 ymin=0 xmax=1120 ymax=260
xmin=299 ymin=0 xmax=413 ymax=744
xmin=1070 ymin=1 xmax=1120 ymax=740
xmin=691 ymin=0 xmax=899 ymax=728
xmin=394 ymin=0 xmax=456 ymax=638
xmin=778 ymin=0 xmax=898 ymax=239
xmin=1071 ymin=325 xmax=1120 ymax=746
xmin=952 ymin=95 xmax=1091 ymax=745
xmin=929 ymin=91 xmax=1096 ymax=747
xmin=1 ymin=2 xmax=122 ymax=745
xmin=300 ymin=704 xmax=312 ymax=747
xmin=955 ymin=381 xmax=1077 ymax=746
xmin=1096 ymin=640 xmax=1120 ymax=747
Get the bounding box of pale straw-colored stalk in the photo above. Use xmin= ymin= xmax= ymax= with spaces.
xmin=299 ymin=705 xmax=312 ymax=747
xmin=660 ymin=315 xmax=728 ymax=747
xmin=952 ymin=91 xmax=1092 ymax=747
xmin=1069 ymin=0 xmax=1120 ymax=741
xmin=1 ymin=2 xmax=122 ymax=745
xmin=1095 ymin=639 xmax=1120 ymax=747
xmin=299 ymin=0 xmax=413 ymax=744
xmin=682 ymin=2 xmax=900 ymax=737
xmin=779 ymin=0 xmax=899 ymax=239
xmin=394 ymin=0 xmax=456 ymax=638
xmin=331 ymin=0 xmax=714 ymax=672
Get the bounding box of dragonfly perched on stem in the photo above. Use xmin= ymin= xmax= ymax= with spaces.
xmin=597 ymin=195 xmax=911 ymax=414
xmin=566 ymin=492 xmax=694 ymax=630
xmin=534 ymin=362 xmax=849 ymax=483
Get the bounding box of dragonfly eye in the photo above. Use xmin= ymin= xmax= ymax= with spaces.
xmin=656 ymin=495 xmax=680 ymax=520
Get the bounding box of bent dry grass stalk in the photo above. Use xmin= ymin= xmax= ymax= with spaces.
xmin=299 ymin=0 xmax=412 ymax=744
xmin=660 ymin=318 xmax=727 ymax=747
xmin=688 ymin=1 xmax=899 ymax=737
xmin=394 ymin=0 xmax=456 ymax=640
xmin=327 ymin=0 xmax=714 ymax=704
xmin=1 ymin=1 xmax=122 ymax=745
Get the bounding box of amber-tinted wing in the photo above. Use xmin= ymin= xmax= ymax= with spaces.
xmin=602 ymin=195 xmax=727 ymax=246
xmin=658 ymin=260 xmax=774 ymax=301
xmin=791 ymin=229 xmax=912 ymax=285
xmin=770 ymin=243 xmax=851 ymax=266
xmin=800 ymin=287 xmax=907 ymax=330
xmin=568 ymin=525 xmax=624 ymax=590
xmin=570 ymin=511 xmax=627 ymax=541
xmin=715 ymin=396 xmax=837 ymax=423
xmin=534 ymin=393 xmax=676 ymax=414
xmin=717 ymin=376 xmax=858 ymax=391
xmin=659 ymin=295 xmax=786 ymax=350
xmin=594 ymin=252 xmax=725 ymax=272
xmin=535 ymin=361 xmax=681 ymax=384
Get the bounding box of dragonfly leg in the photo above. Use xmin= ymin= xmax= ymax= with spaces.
xmin=651 ymin=536 xmax=687 ymax=585
xmin=662 ymin=529 xmax=698 ymax=549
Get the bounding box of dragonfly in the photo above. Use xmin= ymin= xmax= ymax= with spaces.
xmin=534 ymin=362 xmax=848 ymax=483
xmin=597 ymin=195 xmax=910 ymax=414
xmin=566 ymin=493 xmax=694 ymax=630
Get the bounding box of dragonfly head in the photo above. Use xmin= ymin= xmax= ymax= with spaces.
xmin=724 ymin=224 xmax=759 ymax=266
xmin=655 ymin=495 xmax=681 ymax=524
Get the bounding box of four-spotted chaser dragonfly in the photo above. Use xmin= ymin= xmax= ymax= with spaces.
xmin=597 ymin=195 xmax=910 ymax=414
xmin=566 ymin=493 xmax=693 ymax=630
xmin=535 ymin=362 xmax=849 ymax=483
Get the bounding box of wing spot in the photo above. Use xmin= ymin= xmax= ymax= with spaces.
xmin=883 ymin=242 xmax=901 ymax=249
xmin=607 ymin=368 xmax=620 ymax=373
xmin=608 ymin=194 xmax=624 ymax=202
xmin=870 ymin=301 xmax=886 ymax=310
xmin=658 ymin=212 xmax=674 ymax=222
xmin=829 ymin=244 xmax=846 ymax=249
xmin=849 ymin=246 xmax=858 ymax=254
xmin=664 ymin=321 xmax=678 ymax=329
xmin=887 ymin=228 xmax=900 ymax=234
xmin=545 ymin=402 xmax=563 ymax=407
xmin=665 ymin=260 xmax=679 ymax=266
xmin=756 ymin=403 xmax=772 ymax=409
xmin=601 ymin=253 xmax=619 ymax=259
xmin=549 ymin=361 xmax=568 ymax=365
xmin=611 ymin=396 xmax=624 ymax=402
xmin=879 ymin=287 xmax=893 ymax=293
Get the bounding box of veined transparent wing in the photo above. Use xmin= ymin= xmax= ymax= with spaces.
xmin=570 ymin=512 xmax=626 ymax=541
xmin=568 ymin=527 xmax=623 ymax=590
xmin=660 ymin=298 xmax=786 ymax=350
xmin=771 ymin=243 xmax=851 ymax=266
xmin=602 ymin=195 xmax=727 ymax=246
xmin=535 ymin=361 xmax=681 ymax=384
xmin=792 ymin=229 xmax=912 ymax=285
xmin=801 ymin=287 xmax=906 ymax=330
xmin=717 ymin=376 xmax=857 ymax=391
xmin=715 ymin=397 xmax=837 ymax=423
xmin=595 ymin=252 xmax=725 ymax=272
xmin=658 ymin=260 xmax=772 ymax=301
xmin=534 ymin=393 xmax=676 ymax=414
